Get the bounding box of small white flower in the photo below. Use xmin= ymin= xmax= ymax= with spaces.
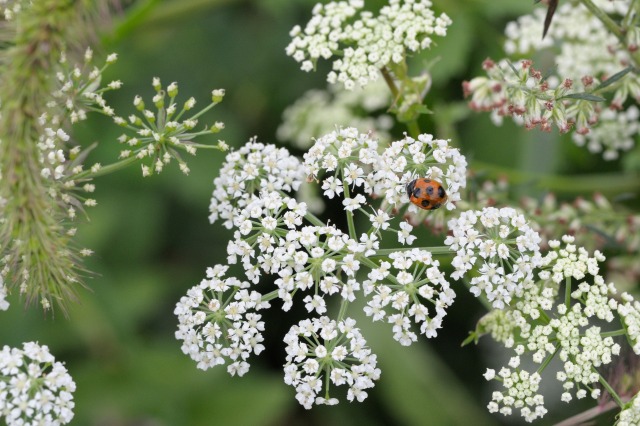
xmin=0 ymin=342 xmax=76 ymax=424
xmin=283 ymin=317 xmax=380 ymax=409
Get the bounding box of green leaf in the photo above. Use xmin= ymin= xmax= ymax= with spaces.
xmin=507 ymin=60 xmax=519 ymax=75
xmin=596 ymin=66 xmax=635 ymax=91
xmin=461 ymin=331 xmax=479 ymax=347
xmin=561 ymin=93 xmax=606 ymax=102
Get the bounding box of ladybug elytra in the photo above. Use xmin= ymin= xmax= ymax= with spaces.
xmin=406 ymin=178 xmax=448 ymax=210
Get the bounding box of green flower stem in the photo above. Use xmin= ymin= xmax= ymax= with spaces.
xmin=622 ymin=0 xmax=638 ymax=28
xmin=372 ymin=247 xmax=451 ymax=256
xmin=459 ymin=279 xmax=493 ymax=311
xmin=183 ymin=142 xmax=226 ymax=149
xmin=73 ymin=156 xmax=140 ymax=180
xmin=359 ymin=256 xmax=402 ymax=287
xmin=600 ymin=329 xmax=627 ymax=338
xmin=536 ymin=343 xmax=560 ymax=374
xmin=342 ymin=183 xmax=357 ymax=240
xmin=406 ymin=120 xmax=421 ymax=139
xmin=597 ymin=371 xmax=625 ymax=407
xmin=304 ymin=210 xmax=326 ymax=228
xmin=564 ymin=277 xmax=572 ymax=308
xmin=261 ymin=289 xmax=280 ymax=303
xmin=336 ymin=297 xmax=349 ymax=322
xmin=381 ymin=66 xmax=400 ymax=100
xmin=188 ymin=100 xmax=219 ymax=121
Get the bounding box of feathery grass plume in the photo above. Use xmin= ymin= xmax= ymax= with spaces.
xmin=0 ymin=0 xmax=110 ymax=314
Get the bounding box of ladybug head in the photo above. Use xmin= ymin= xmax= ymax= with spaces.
xmin=405 ymin=179 xmax=416 ymax=198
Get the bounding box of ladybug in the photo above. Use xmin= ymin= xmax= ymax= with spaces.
xmin=406 ymin=178 xmax=448 ymax=210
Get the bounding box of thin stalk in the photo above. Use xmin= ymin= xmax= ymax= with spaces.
xmin=261 ymin=289 xmax=279 ymax=303
xmin=72 ymin=156 xmax=140 ymax=180
xmin=536 ymin=343 xmax=560 ymax=374
xmin=564 ymin=276 xmax=572 ymax=308
xmin=597 ymin=372 xmax=625 ymax=407
xmin=406 ymin=120 xmax=421 ymax=139
xmin=336 ymin=298 xmax=349 ymax=322
xmin=380 ymin=66 xmax=400 ymax=100
xmin=600 ymin=329 xmax=627 ymax=338
xmin=342 ymin=183 xmax=357 ymax=240
xmin=373 ymin=247 xmax=451 ymax=256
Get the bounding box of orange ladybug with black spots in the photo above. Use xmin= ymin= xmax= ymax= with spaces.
xmin=406 ymin=178 xmax=448 ymax=210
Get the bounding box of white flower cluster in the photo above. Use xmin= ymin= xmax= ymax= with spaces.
xmin=223 ymin=189 xmax=374 ymax=312
xmin=277 ymin=80 xmax=393 ymax=150
xmin=504 ymin=0 xmax=629 ymax=78
xmin=445 ymin=207 xmax=542 ymax=309
xmin=283 ymin=317 xmax=380 ymax=408
xmin=0 ymin=342 xmax=76 ymax=425
xmin=363 ymin=249 xmax=455 ymax=344
xmin=209 ymin=140 xmax=305 ymax=229
xmin=485 ymin=367 xmax=547 ymax=422
xmin=467 ymin=0 xmax=640 ymax=159
xmin=38 ymin=128 xmax=70 ymax=181
xmin=479 ymin=236 xmax=632 ymax=422
xmin=373 ymin=133 xmax=467 ymax=213
xmin=52 ymin=49 xmax=120 ymax=124
xmin=304 ymin=128 xmax=467 ymax=218
xmin=174 ymin=265 xmax=269 ymax=376
xmin=617 ymin=293 xmax=640 ymax=355
xmin=572 ymin=106 xmax=640 ymax=160
xmin=617 ymin=391 xmax=640 ymax=426
xmin=35 ymin=124 xmax=97 ymax=219
xmin=201 ymin=131 xmax=463 ymax=407
xmin=286 ymin=0 xmax=451 ymax=89
xmin=552 ymin=313 xmax=617 ymax=402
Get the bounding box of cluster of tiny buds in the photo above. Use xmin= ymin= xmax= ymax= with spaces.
xmin=52 ymin=49 xmax=120 ymax=125
xmin=463 ymin=59 xmax=599 ymax=135
xmin=286 ymin=0 xmax=451 ymax=89
xmin=476 ymin=235 xmax=640 ymax=423
xmin=113 ymin=79 xmax=226 ymax=177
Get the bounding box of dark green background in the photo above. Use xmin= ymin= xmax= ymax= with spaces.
xmin=2 ymin=0 xmax=636 ymax=424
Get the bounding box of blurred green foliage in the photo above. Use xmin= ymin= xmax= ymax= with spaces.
xmin=0 ymin=0 xmax=634 ymax=424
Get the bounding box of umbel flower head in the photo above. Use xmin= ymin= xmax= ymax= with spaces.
xmin=303 ymin=127 xmax=467 ymax=216
xmin=174 ymin=265 xmax=269 ymax=376
xmin=445 ymin=207 xmax=542 ymax=309
xmin=113 ymin=79 xmax=227 ymax=177
xmin=363 ymin=249 xmax=455 ymax=345
xmin=286 ymin=0 xmax=452 ymax=89
xmin=209 ymin=139 xmax=306 ymax=229
xmin=477 ymin=236 xmax=640 ymax=422
xmin=0 ymin=342 xmax=76 ymax=425
xmin=283 ymin=317 xmax=380 ymax=408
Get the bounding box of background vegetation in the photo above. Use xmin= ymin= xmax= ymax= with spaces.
xmin=2 ymin=0 xmax=637 ymax=424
